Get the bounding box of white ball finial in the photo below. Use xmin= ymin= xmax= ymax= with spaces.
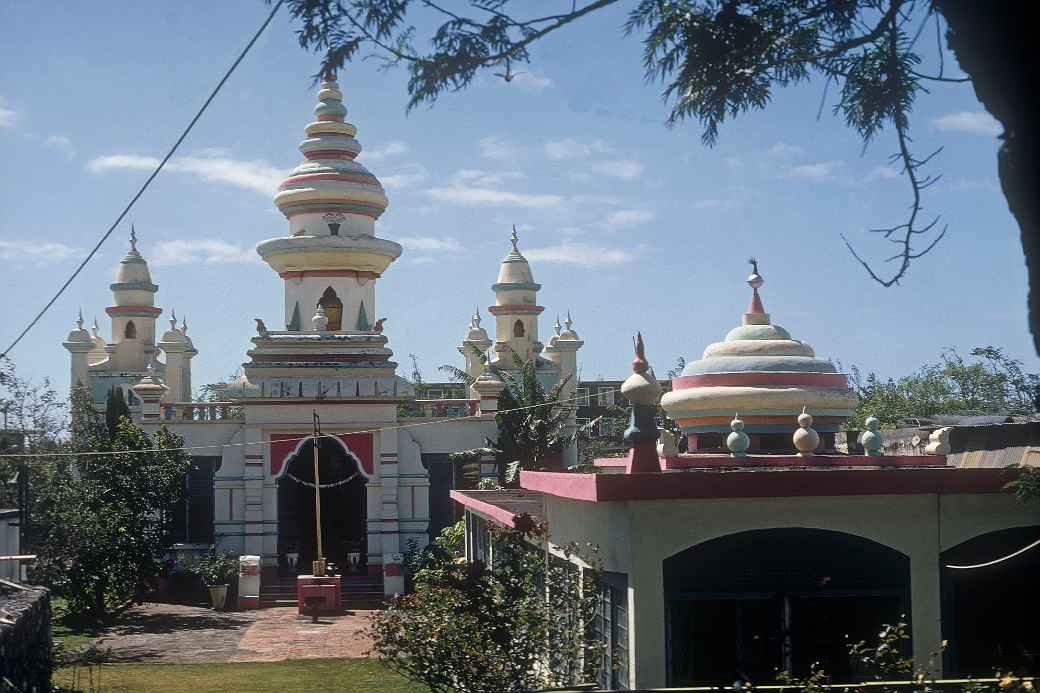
xmin=793 ymin=406 xmax=820 ymax=456
xmin=861 ymin=416 xmax=883 ymax=456
xmin=747 ymin=256 xmax=764 ymax=289
xmin=727 ymin=413 xmax=751 ymax=457
xmin=312 ymin=304 xmax=330 ymax=331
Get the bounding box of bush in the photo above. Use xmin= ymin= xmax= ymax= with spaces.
xmin=191 ymin=549 xmax=238 ymax=587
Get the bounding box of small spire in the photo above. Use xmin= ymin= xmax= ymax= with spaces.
xmin=76 ymin=309 xmax=84 ymax=330
xmin=554 ymin=314 xmax=562 ymax=336
xmin=180 ymin=315 xmax=188 ymax=335
xmin=169 ymin=309 xmax=178 ymax=331
xmin=473 ymin=307 xmax=482 ymax=329
xmin=129 ymin=225 xmax=138 ymax=252
xmin=743 ymin=257 xmax=769 ymax=324
xmin=510 ymin=225 xmax=519 ymax=253
xmin=632 ymin=332 xmax=648 ymax=373
xmin=565 ymin=310 xmax=573 ymax=331
xmin=91 ymin=316 xmax=100 ymax=337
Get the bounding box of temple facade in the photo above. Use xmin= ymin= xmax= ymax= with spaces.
xmin=63 ymin=76 xmax=577 ymax=599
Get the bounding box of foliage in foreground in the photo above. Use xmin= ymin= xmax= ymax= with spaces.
xmin=28 ymin=385 xmax=190 ymax=623
xmin=371 ymin=520 xmax=601 ymax=693
xmin=847 ymin=346 xmax=1039 ymax=429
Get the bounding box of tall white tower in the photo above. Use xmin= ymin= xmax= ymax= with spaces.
xmin=105 ymin=228 xmax=162 ymax=372
xmin=458 ymin=310 xmax=492 ymax=396
xmin=490 ymin=228 xmax=544 ymax=364
xmin=543 ymin=312 xmax=584 ymax=466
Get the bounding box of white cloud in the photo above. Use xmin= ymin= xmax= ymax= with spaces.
xmin=0 ymin=98 xmax=15 ymax=128
xmin=604 ymin=209 xmax=655 ymax=227
xmin=933 ymin=111 xmax=1001 ymax=137
xmin=479 ymin=136 xmax=522 ymax=161
xmin=768 ymin=142 xmax=805 ymax=158
xmin=784 ymin=161 xmax=842 ymax=181
xmin=88 ymin=153 xmax=287 ymax=196
xmin=45 ymin=134 xmax=75 ymax=158
xmin=544 ymin=137 xmax=610 ymax=161
xmin=509 ymin=72 xmax=554 ymax=89
xmin=868 ymin=165 xmax=900 ymax=180
xmin=363 ymin=140 xmax=409 ymax=162
xmin=397 ymin=236 xmax=462 ymax=252
xmin=380 ymin=163 xmax=428 ymax=189
xmin=451 ymin=169 xmax=525 ymax=187
xmin=0 ymin=240 xmax=80 ymax=262
xmin=426 ymin=187 xmax=563 ymax=208
xmin=151 ymin=240 xmax=258 ymax=266
xmin=589 ymin=159 xmax=644 ymax=180
xmin=694 ymin=199 xmax=742 ymax=209
xmin=523 ymin=241 xmax=636 ymax=267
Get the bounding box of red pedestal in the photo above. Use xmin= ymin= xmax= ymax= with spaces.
xmin=297 ymin=574 xmax=342 ymax=615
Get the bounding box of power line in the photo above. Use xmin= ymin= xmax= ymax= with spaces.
xmin=945 ymin=536 xmax=1040 ymax=570
xmin=0 ymin=0 xmax=284 ymax=360
xmin=0 ymin=387 xmax=618 ymax=461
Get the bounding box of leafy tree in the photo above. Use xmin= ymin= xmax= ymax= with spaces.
xmin=443 ymin=352 xmax=573 ymax=484
xmin=371 ymin=519 xmax=601 ymax=693
xmin=847 ymin=346 xmax=1039 ymax=428
xmin=27 ymin=386 xmax=190 ymax=623
xmin=281 ymin=0 xmax=1038 ymax=353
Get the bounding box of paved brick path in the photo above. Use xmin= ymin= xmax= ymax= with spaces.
xmin=90 ymin=603 xmax=378 ymax=664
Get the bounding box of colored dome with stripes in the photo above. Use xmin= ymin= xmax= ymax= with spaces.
xmin=661 ymin=264 xmax=858 ymax=436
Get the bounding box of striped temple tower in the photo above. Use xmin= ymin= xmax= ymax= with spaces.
xmin=661 ymin=261 xmax=858 ymax=453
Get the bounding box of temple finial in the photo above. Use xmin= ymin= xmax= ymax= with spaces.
xmin=565 ymin=310 xmax=573 ymax=331
xmin=554 ymin=314 xmax=562 ymax=336
xmin=129 ymin=225 xmax=138 ymax=252
xmin=510 ymin=225 xmax=519 ymax=252
xmin=169 ymin=309 xmax=177 ymax=331
xmin=76 ymin=309 xmax=84 ymax=330
xmin=473 ymin=307 xmax=482 ymax=329
xmin=632 ymin=332 xmax=648 ymax=373
xmin=180 ymin=315 xmax=188 ymax=335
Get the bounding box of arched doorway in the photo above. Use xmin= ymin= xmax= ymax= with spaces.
xmin=276 ymin=438 xmax=366 ymax=575
xmin=942 ymin=526 xmax=1040 ymax=676
xmin=318 ymin=287 xmax=343 ymax=331
xmin=664 ymin=529 xmax=910 ymax=686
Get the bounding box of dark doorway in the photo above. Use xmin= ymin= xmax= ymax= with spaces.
xmin=277 ymin=439 xmax=366 ymax=574
xmin=665 ymin=529 xmax=910 ymax=687
xmin=169 ymin=456 xmax=219 ymax=545
xmin=318 ymin=287 xmax=343 ymax=331
xmin=942 ymin=525 xmax=1040 ymax=676
xmin=425 ymin=453 xmax=456 ymax=541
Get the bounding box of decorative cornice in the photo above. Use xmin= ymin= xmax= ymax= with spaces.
xmin=492 ymin=282 xmax=541 ymax=292
xmin=488 ymin=304 xmax=545 ymax=315
xmin=105 ymin=306 xmax=162 ymax=317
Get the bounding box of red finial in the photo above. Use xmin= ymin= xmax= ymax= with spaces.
xmin=323 ymin=67 xmax=337 ymax=83
xmin=632 ymin=332 xmax=648 ymax=373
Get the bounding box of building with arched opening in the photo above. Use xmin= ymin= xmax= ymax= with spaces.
xmin=62 ymin=75 xmax=581 ymax=604
xmin=452 ymin=271 xmax=1040 ymax=689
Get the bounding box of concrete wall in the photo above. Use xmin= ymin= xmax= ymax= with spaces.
xmin=0 ymin=510 xmax=20 ymax=582
xmin=539 ymin=491 xmax=1040 ymax=689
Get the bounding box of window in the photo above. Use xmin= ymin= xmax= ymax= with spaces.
xmin=597 ymin=573 xmax=630 ymax=690
xmin=124 ymin=320 xmax=136 ymax=339
xmin=576 ymin=388 xmax=591 ymax=406
xmin=597 ymin=388 xmax=614 ymax=406
xmin=426 ymin=388 xmax=443 ymax=400
xmin=576 ymin=417 xmax=591 ymax=429
xmin=598 ymin=418 xmax=616 ymax=437
xmin=513 ymin=319 xmax=525 ymax=338
xmin=318 ymin=287 xmax=343 ymax=331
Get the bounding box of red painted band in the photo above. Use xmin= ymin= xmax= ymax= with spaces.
xmin=672 ymin=372 xmax=849 ymax=389
xmin=284 ymin=207 xmax=380 ymax=219
xmin=488 ymin=305 xmax=545 ymax=315
xmin=105 ymin=306 xmax=162 ymax=316
xmin=304 ymin=150 xmax=358 ymax=160
xmin=279 ymin=270 xmax=381 ymax=280
xmin=280 ymin=172 xmax=378 ymax=187
xmin=317 ymin=115 xmax=341 ymax=122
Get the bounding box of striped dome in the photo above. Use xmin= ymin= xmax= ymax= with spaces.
xmin=661 ymin=269 xmax=857 ymax=436
xmin=273 ymin=77 xmax=389 ymax=222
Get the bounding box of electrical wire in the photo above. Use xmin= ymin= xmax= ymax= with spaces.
xmin=945 ymin=536 xmax=1040 ymax=570
xmin=0 ymin=0 xmax=284 ymax=359
xmin=0 ymin=387 xmax=620 ymax=461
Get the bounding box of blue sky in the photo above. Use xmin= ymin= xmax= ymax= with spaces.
xmin=1 ymin=1 xmax=1032 ymax=393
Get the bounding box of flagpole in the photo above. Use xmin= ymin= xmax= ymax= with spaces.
xmin=311 ymin=410 xmax=325 ymax=577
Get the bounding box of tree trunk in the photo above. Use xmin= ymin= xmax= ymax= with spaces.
xmin=934 ymin=0 xmax=1040 ymax=356
xmin=94 ymin=579 xmax=107 ymax=623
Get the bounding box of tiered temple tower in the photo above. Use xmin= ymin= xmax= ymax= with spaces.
xmin=490 ymin=228 xmax=545 ymax=364
xmin=245 ymin=73 xmax=410 ymax=400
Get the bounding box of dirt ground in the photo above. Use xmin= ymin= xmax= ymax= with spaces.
xmin=85 ymin=602 xmax=378 ymax=664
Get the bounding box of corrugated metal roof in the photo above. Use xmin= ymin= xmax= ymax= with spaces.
xmin=949 ymin=446 xmax=1040 ymax=469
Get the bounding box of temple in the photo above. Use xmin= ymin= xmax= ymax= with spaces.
xmin=63 ymin=75 xmax=577 ymax=603
xmin=452 ymin=274 xmax=1040 ymax=689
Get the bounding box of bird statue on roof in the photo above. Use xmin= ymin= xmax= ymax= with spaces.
xmin=254 ymin=318 xmax=269 ymax=337
xmin=373 ymin=317 xmax=388 ymax=333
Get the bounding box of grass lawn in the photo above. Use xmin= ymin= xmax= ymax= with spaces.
xmin=50 ymin=597 xmax=101 ymax=649
xmin=54 ymin=658 xmax=429 ymax=692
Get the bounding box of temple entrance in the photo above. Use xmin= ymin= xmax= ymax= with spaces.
xmin=665 ymin=529 xmax=910 ymax=687
xmin=942 ymin=526 xmax=1040 ymax=676
xmin=277 ymin=438 xmax=366 ymax=576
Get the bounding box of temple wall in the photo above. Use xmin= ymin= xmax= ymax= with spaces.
xmin=539 ymin=491 xmax=1040 ymax=689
